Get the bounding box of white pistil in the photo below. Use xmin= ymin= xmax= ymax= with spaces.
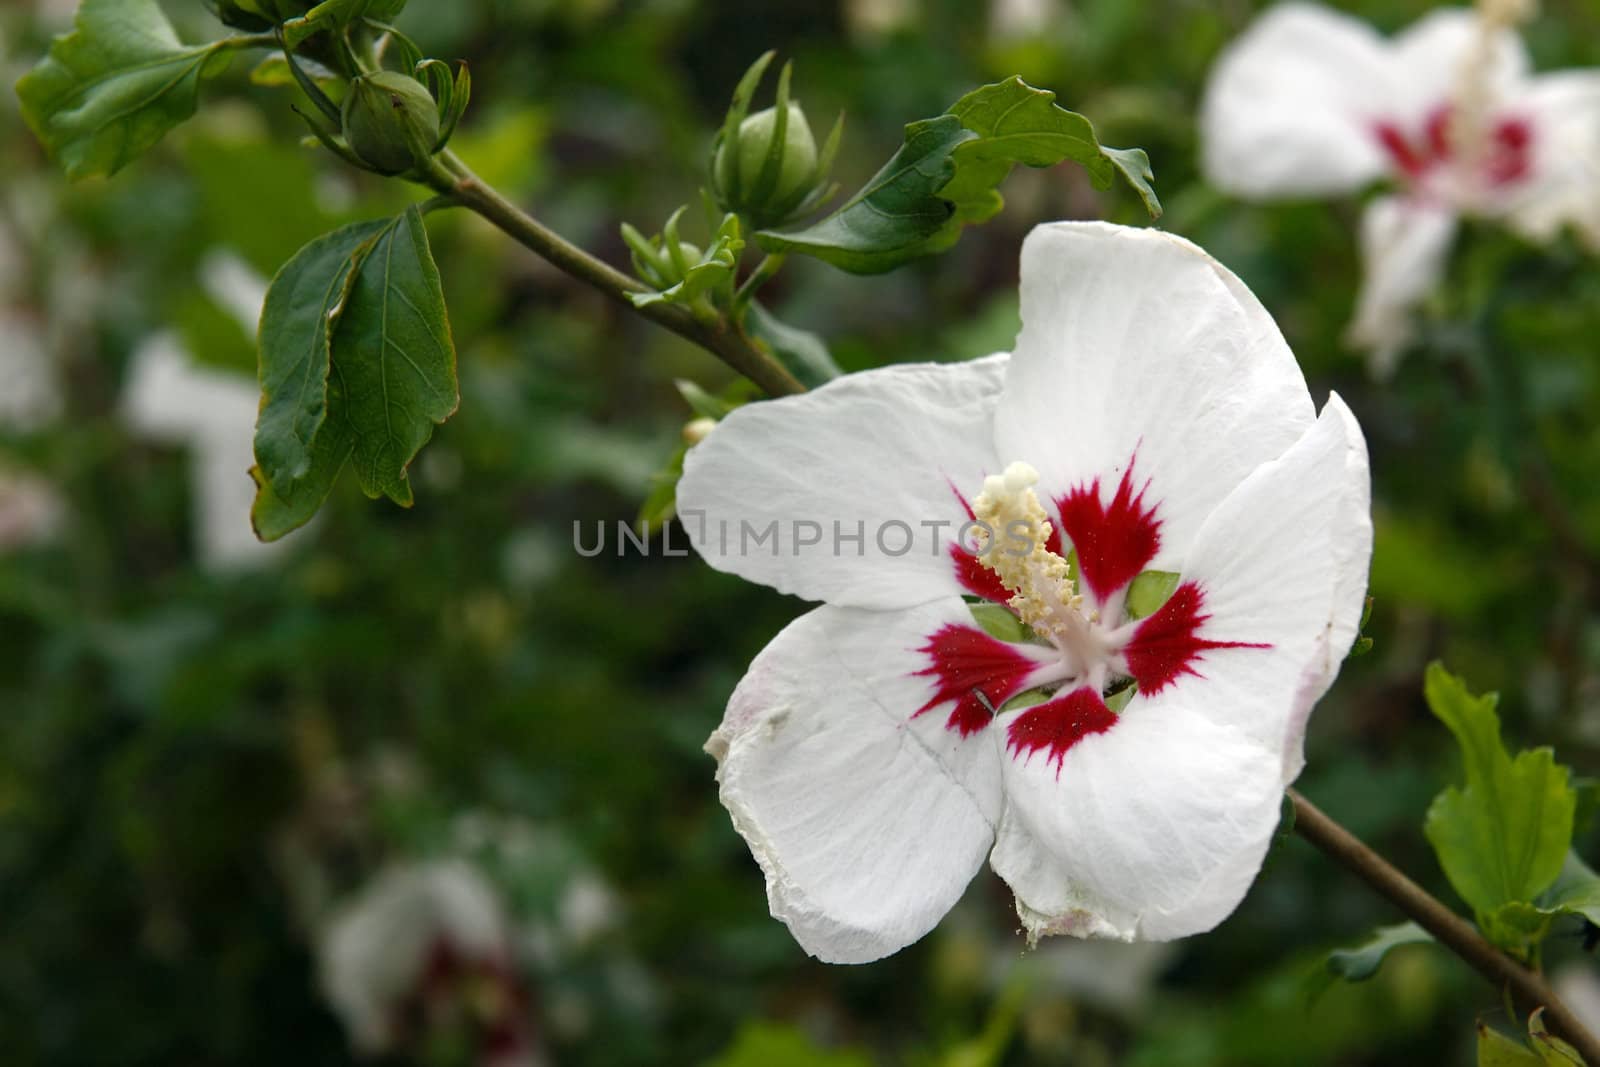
xmin=1453 ymin=0 xmax=1537 ymax=192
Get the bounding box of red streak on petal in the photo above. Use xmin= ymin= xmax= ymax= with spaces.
xmin=949 ymin=477 xmax=978 ymax=521
xmin=1122 ymin=580 xmax=1269 ymax=695
xmin=1005 ymin=685 xmax=1118 ymax=773
xmin=946 ymin=478 xmax=1015 ymax=606
xmin=1424 ymin=105 xmax=1454 ymax=162
xmin=913 ymin=623 xmax=1042 ymax=737
xmin=1487 ymin=116 xmax=1534 ymax=187
xmin=1054 ymin=462 xmax=1162 ymax=603
xmin=950 ymin=542 xmax=1012 ymax=604
xmin=1375 ymin=121 xmax=1428 ymax=178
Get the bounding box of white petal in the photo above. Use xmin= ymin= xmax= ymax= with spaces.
xmin=1348 ymin=195 xmax=1458 ymax=376
xmin=990 ymin=698 xmax=1284 ymax=942
xmin=1200 ymin=3 xmax=1392 ymax=197
xmin=122 ymin=335 xmax=295 ymax=570
xmin=0 ymin=309 xmax=62 ymax=433
xmin=995 ymin=223 xmax=1315 ymax=571
xmin=1127 ymin=395 xmax=1372 ymax=781
xmin=1391 ymin=9 xmax=1527 ymax=117
xmin=709 ymin=599 xmax=1023 ymax=963
xmin=678 ymin=355 xmax=1007 ymax=609
xmin=1504 ymin=71 xmax=1600 ymax=249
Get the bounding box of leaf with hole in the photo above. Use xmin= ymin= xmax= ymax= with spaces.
xmin=756 ymin=77 xmax=1161 ymax=273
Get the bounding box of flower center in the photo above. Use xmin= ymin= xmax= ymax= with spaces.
xmin=971 ymin=461 xmax=1119 ymax=689
xmin=1374 ymin=103 xmax=1535 ymax=200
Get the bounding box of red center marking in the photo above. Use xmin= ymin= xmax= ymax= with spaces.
xmin=1005 ymin=685 xmax=1118 ymax=774
xmin=947 ymin=480 xmax=1015 ymax=606
xmin=950 ymin=542 xmax=1013 ymax=605
xmin=1373 ymin=104 xmax=1534 ymax=189
xmin=404 ymin=936 xmax=533 ymax=1059
xmin=913 ymin=623 xmax=1042 ymax=737
xmin=1054 ymin=461 xmax=1161 ymax=604
xmin=1486 ymin=117 xmax=1534 ymax=186
xmin=1121 ymin=580 xmax=1269 ymax=696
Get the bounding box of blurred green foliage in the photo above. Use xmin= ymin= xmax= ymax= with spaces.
xmin=3 ymin=1 xmax=1599 ymax=1065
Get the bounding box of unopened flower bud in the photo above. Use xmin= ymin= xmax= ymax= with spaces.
xmin=633 ymin=239 xmax=702 ymax=291
xmin=682 ymin=417 xmax=717 ymax=446
xmin=711 ymin=56 xmax=838 ymax=230
xmin=341 ymin=71 xmax=441 ymax=176
xmin=716 ymin=104 xmax=818 ymax=221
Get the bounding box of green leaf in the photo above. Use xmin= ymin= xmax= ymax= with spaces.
xmin=746 ymin=302 xmax=842 ymax=388
xmin=1480 ymin=1023 xmax=1548 ymax=1067
xmin=250 ymin=207 xmax=457 ymax=536
xmin=1484 ymin=852 xmax=1600 ymax=949
xmin=941 ymin=77 xmax=1162 ymax=221
xmin=756 ymin=77 xmax=1161 ymax=274
xmin=1528 ymin=1009 xmax=1587 ymax=1066
xmin=1348 ymin=596 xmax=1375 ymax=658
xmin=636 ymin=443 xmax=688 ymax=536
xmin=250 ymin=427 xmax=352 ymax=542
xmin=754 ymin=115 xmax=972 ymax=273
xmin=254 ymin=219 xmax=389 ymax=503
xmin=332 ymin=206 xmax=459 ymax=506
xmin=1125 ymin=569 xmax=1180 ymax=620
xmin=1325 ymin=922 xmax=1432 ymax=982
xmin=249 ymin=53 xmax=340 ymax=92
xmin=674 ymin=380 xmax=736 ymax=422
xmin=17 ymin=0 xmax=237 ymax=179
xmin=1542 ymin=853 xmax=1600 ymax=925
xmin=1422 ymin=663 xmax=1576 ymax=939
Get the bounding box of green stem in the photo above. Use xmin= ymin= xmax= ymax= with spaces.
xmin=732 ymin=252 xmax=786 ymax=317
xmin=1289 ymin=789 xmax=1600 ymax=1062
xmin=221 ymin=33 xmax=281 ymax=51
xmin=420 ymin=151 xmax=804 ymax=398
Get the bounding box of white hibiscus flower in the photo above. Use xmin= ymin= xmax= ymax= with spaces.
xmin=677 ymin=222 xmax=1373 ymax=963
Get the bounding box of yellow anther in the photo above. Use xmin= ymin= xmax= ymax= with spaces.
xmin=971 ymin=461 xmax=1079 ymax=637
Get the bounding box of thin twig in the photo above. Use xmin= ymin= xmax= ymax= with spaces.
xmin=420 ymin=152 xmax=804 ymax=398
xmin=1289 ymin=788 xmax=1600 ymax=1062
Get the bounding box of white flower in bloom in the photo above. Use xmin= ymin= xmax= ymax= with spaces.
xmin=678 ymin=222 xmax=1372 ymax=963
xmin=320 ymin=861 xmax=538 ymax=1065
xmin=1201 ymin=3 xmax=1600 ymax=373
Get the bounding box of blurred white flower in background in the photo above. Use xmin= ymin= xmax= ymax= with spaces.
xmin=989 ymin=0 xmax=1057 ymax=41
xmin=0 ymin=213 xmax=62 ymax=434
xmin=842 ymin=0 xmax=920 ymax=41
xmin=1202 ymin=2 xmax=1600 ymax=375
xmin=0 ymin=462 xmax=64 ymax=552
xmin=121 ymin=252 xmax=307 ymax=569
xmin=319 ymin=860 xmax=541 ymax=1066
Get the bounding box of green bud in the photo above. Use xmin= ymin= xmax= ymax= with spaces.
xmin=710 ymin=56 xmax=839 ymax=230
xmin=715 ymin=102 xmax=822 ymax=229
xmin=341 ymin=71 xmax=441 ymax=176
xmin=633 ymin=238 xmax=702 ymax=291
